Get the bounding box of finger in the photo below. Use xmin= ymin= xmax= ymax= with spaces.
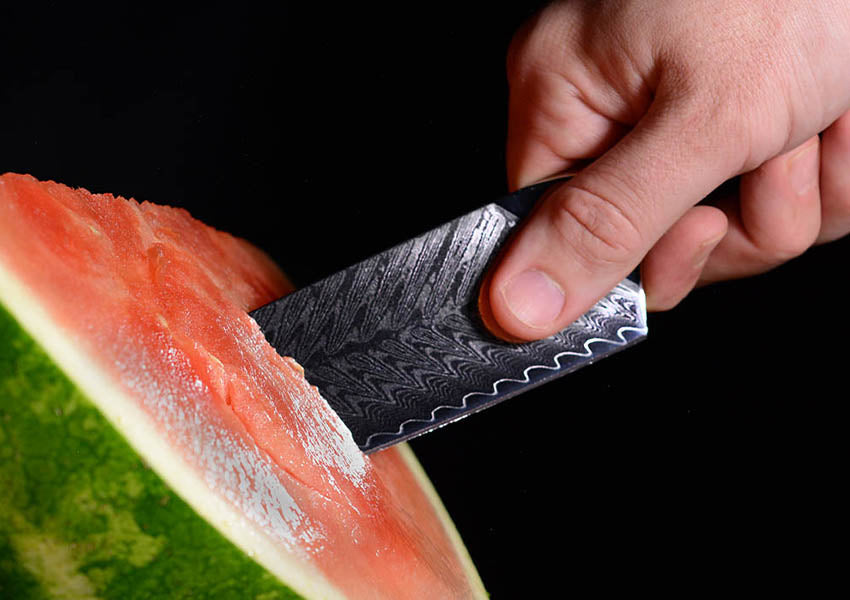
xmin=700 ymin=136 xmax=822 ymax=284
xmin=642 ymin=206 xmax=727 ymax=312
xmin=484 ymin=97 xmax=741 ymax=341
xmin=505 ymin=68 xmax=629 ymax=191
xmin=818 ymin=111 xmax=850 ymax=244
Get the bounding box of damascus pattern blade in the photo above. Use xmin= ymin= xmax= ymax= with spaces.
xmin=250 ymin=181 xmax=648 ymax=452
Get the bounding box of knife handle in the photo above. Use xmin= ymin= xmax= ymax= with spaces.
xmin=495 ymin=176 xmax=572 ymax=219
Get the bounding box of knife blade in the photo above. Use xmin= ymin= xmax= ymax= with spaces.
xmin=249 ymin=179 xmax=648 ymax=453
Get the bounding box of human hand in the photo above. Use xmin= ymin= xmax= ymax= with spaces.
xmin=481 ymin=0 xmax=850 ymax=341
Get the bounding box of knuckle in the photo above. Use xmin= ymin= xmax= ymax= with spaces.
xmin=505 ymin=31 xmax=529 ymax=84
xmin=827 ymin=190 xmax=850 ymax=218
xmin=753 ymin=229 xmax=814 ymax=264
xmin=506 ymin=16 xmax=548 ymax=85
xmin=548 ymin=186 xmax=643 ymax=269
xmin=506 ymin=4 xmax=574 ymax=86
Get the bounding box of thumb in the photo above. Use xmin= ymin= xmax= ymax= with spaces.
xmin=482 ymin=101 xmax=737 ymax=341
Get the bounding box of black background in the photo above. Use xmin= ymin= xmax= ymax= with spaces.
xmin=1 ymin=2 xmax=844 ymax=596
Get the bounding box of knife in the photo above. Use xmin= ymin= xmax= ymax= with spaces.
xmin=249 ymin=179 xmax=648 ymax=453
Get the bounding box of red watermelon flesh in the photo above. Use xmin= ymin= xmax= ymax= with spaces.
xmin=0 ymin=173 xmax=484 ymax=599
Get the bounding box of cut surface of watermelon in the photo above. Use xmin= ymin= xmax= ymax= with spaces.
xmin=0 ymin=173 xmax=486 ymax=599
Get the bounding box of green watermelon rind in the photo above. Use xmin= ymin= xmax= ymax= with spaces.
xmin=0 ymin=298 xmax=307 ymax=599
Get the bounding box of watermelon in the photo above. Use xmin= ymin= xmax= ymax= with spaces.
xmin=0 ymin=173 xmax=487 ymax=599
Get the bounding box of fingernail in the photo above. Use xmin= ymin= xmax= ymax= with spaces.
xmin=502 ymin=269 xmax=565 ymax=329
xmin=693 ymin=234 xmax=724 ymax=268
xmin=789 ymin=143 xmax=819 ymax=196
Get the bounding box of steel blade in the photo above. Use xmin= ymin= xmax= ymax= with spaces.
xmin=250 ymin=180 xmax=648 ymax=452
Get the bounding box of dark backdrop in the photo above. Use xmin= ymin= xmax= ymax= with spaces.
xmin=1 ymin=2 xmax=843 ymax=596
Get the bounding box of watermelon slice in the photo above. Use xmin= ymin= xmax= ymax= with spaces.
xmin=0 ymin=173 xmax=487 ymax=599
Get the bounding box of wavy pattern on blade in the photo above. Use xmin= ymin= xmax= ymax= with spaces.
xmin=251 ymin=191 xmax=648 ymax=452
xmin=362 ymin=322 xmax=647 ymax=449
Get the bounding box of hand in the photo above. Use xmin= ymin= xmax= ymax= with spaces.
xmin=481 ymin=0 xmax=850 ymax=342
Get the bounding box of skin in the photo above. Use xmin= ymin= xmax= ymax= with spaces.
xmin=483 ymin=0 xmax=850 ymax=342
